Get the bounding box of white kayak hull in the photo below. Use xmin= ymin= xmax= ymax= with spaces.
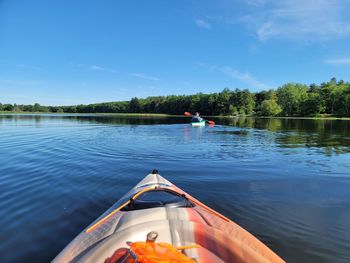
xmin=53 ymin=172 xmax=285 ymax=263
xmin=191 ymin=121 xmax=206 ymax=127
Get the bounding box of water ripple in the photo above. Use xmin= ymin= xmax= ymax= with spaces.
xmin=0 ymin=115 xmax=350 ymax=262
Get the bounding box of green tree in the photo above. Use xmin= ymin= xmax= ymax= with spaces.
xmin=208 ymin=93 xmax=218 ymax=115
xmin=216 ymin=89 xmax=231 ymax=115
xmin=4 ymin=78 xmax=350 ymax=117
xmin=332 ymin=82 xmax=350 ymax=116
xmin=228 ymin=105 xmax=237 ymax=116
xmin=239 ymin=108 xmax=246 ymax=116
xmin=4 ymin=104 xmax=14 ymax=111
xmin=234 ymin=89 xmax=255 ymax=115
xmin=33 ymin=103 xmax=43 ymax=112
xmin=23 ymin=104 xmax=34 ymax=112
xmin=189 ymin=94 xmax=201 ymax=113
xmin=300 ymin=93 xmax=325 ymax=116
xmin=129 ymin=97 xmax=141 ymax=113
xmin=255 ymin=89 xmax=276 ymax=108
xmin=13 ymin=104 xmax=20 ymax=112
xmin=276 ymin=83 xmax=308 ymax=116
xmin=320 ymin=79 xmax=339 ymax=115
xmin=260 ymin=99 xmax=282 ymax=116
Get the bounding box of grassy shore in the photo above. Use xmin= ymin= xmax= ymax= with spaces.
xmin=212 ymin=115 xmax=350 ymax=121
xmin=1 ymin=111 xmax=350 ymax=120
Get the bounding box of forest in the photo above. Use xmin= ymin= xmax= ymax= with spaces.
xmin=1 ymin=78 xmax=350 ymax=117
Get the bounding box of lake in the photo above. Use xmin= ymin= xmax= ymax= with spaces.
xmin=0 ymin=114 xmax=349 ymax=263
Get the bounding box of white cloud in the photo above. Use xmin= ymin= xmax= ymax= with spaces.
xmin=235 ymin=0 xmax=350 ymax=41
xmin=90 ymin=65 xmax=103 ymax=70
xmin=220 ymin=66 xmax=268 ymax=89
xmin=89 ymin=65 xmax=118 ymax=73
xmin=129 ymin=73 xmax=160 ymax=81
xmin=325 ymin=58 xmax=350 ymax=65
xmin=75 ymin=64 xmax=160 ymax=80
xmin=195 ymin=19 xmax=211 ymax=30
xmin=198 ymin=63 xmax=269 ymax=90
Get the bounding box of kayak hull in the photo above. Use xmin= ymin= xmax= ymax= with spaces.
xmin=191 ymin=120 xmax=206 ymax=127
xmin=53 ymin=173 xmax=285 ymax=263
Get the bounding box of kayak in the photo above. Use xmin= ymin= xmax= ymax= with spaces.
xmin=191 ymin=120 xmax=206 ymax=127
xmin=185 ymin=112 xmax=215 ymax=126
xmin=53 ymin=171 xmax=285 ymax=263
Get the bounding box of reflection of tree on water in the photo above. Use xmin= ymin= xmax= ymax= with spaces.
xmin=217 ymin=117 xmax=350 ymax=156
xmin=210 ymin=130 xmax=249 ymax=136
xmin=0 ymin=114 xmax=188 ymax=125
xmin=74 ymin=115 xmax=187 ymax=125
xmin=0 ymin=114 xmax=44 ymax=127
xmin=2 ymin=115 xmax=350 ymax=156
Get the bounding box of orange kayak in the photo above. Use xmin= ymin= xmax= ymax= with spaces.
xmin=53 ymin=170 xmax=285 ymax=263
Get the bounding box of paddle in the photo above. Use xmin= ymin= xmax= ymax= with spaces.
xmin=184 ymin=112 xmax=215 ymax=125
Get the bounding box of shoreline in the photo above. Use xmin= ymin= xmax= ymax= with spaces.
xmin=1 ymin=111 xmax=350 ymax=120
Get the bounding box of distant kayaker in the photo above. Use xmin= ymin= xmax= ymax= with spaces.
xmin=191 ymin=112 xmax=203 ymax=122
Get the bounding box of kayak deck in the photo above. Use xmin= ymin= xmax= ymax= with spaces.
xmin=53 ymin=172 xmax=285 ymax=263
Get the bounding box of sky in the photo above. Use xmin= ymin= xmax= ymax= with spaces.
xmin=1 ymin=0 xmax=350 ymax=105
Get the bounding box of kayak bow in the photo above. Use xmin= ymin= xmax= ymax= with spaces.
xmin=53 ymin=171 xmax=285 ymax=263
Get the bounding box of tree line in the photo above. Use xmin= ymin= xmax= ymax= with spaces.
xmin=1 ymin=78 xmax=350 ymax=117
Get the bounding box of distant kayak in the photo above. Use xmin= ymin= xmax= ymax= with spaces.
xmin=191 ymin=120 xmax=206 ymax=127
xmin=185 ymin=112 xmax=215 ymax=127
xmin=53 ymin=171 xmax=285 ymax=263
xmin=191 ymin=117 xmax=206 ymax=127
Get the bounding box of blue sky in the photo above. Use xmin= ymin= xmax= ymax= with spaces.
xmin=1 ymin=0 xmax=350 ymax=105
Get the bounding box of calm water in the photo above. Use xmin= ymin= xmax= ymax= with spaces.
xmin=0 ymin=114 xmax=349 ymax=263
